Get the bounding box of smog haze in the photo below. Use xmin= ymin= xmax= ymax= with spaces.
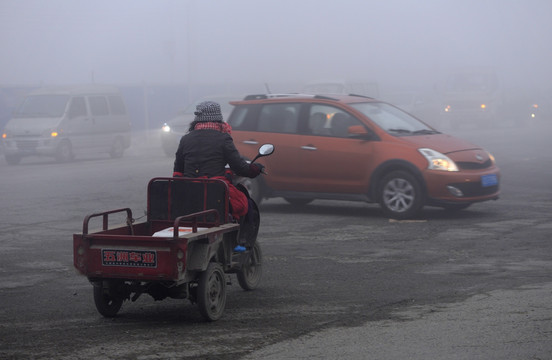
xmin=1 ymin=0 xmax=550 ymax=92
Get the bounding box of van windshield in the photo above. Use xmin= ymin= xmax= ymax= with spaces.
xmin=350 ymin=102 xmax=438 ymax=136
xmin=14 ymin=95 xmax=70 ymax=118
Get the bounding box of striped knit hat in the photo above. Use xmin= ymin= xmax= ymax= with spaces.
xmin=194 ymin=101 xmax=223 ymax=122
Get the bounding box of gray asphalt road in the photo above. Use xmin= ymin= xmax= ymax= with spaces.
xmin=244 ymin=283 xmax=552 ymax=360
xmin=1 ymin=124 xmax=551 ymax=359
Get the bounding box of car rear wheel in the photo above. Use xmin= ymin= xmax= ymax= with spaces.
xmin=379 ymin=170 xmax=423 ymax=219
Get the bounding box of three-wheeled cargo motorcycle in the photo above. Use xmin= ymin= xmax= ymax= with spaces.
xmin=73 ymin=144 xmax=274 ymax=321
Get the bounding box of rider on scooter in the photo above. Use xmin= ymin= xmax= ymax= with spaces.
xmin=172 ymin=101 xmax=264 ymax=250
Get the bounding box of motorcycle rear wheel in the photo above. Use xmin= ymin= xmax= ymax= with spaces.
xmin=197 ymin=262 xmax=227 ymax=321
xmin=93 ymin=281 xmax=124 ymax=317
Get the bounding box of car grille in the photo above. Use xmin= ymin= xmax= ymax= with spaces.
xmin=450 ymin=182 xmax=498 ymax=197
xmin=456 ymin=159 xmax=492 ymax=170
xmin=16 ymin=140 xmax=38 ymax=151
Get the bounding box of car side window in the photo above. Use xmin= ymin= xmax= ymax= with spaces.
xmin=308 ymin=105 xmax=361 ymax=138
xmin=258 ymin=103 xmax=300 ymax=134
xmin=89 ymin=96 xmax=109 ymax=116
xmin=68 ymin=97 xmax=87 ymax=118
xmin=228 ymin=105 xmax=258 ymax=131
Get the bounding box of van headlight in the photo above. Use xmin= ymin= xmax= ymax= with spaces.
xmin=42 ymin=128 xmax=60 ymax=138
xmin=418 ymin=148 xmax=459 ymax=171
xmin=162 ymin=123 xmax=171 ymax=132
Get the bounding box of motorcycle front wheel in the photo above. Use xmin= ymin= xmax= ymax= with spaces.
xmin=237 ymin=241 xmax=263 ymax=291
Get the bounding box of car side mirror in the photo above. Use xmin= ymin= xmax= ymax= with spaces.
xmin=348 ymin=125 xmax=368 ymax=135
xmin=348 ymin=125 xmax=378 ymax=140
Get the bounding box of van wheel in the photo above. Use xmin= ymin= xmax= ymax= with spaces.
xmin=5 ymin=154 xmax=22 ymax=165
xmin=55 ymin=140 xmax=73 ymax=162
xmin=109 ymin=138 xmax=125 ymax=158
xmin=379 ymin=170 xmax=423 ymax=219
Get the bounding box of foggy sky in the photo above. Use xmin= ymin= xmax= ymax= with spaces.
xmin=1 ymin=0 xmax=550 ymax=91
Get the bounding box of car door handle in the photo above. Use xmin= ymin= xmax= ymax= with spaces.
xmin=243 ymin=140 xmax=258 ymax=145
xmin=301 ymin=145 xmax=317 ymax=151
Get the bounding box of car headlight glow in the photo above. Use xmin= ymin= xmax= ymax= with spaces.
xmin=487 ymin=151 xmax=496 ymax=164
xmin=418 ymin=148 xmax=458 ymax=171
xmin=42 ymin=128 xmax=60 ymax=137
xmin=162 ymin=123 xmax=171 ymax=132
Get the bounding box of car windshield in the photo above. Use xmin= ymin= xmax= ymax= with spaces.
xmin=14 ymin=95 xmax=70 ymax=118
xmin=349 ymin=102 xmax=438 ymax=136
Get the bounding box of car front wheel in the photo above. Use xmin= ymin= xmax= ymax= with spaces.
xmin=379 ymin=170 xmax=423 ymax=219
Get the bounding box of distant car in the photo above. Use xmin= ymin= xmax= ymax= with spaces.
xmin=2 ymin=85 xmax=131 ymax=164
xmin=160 ymin=96 xmax=237 ymax=156
xmin=439 ymin=68 xmax=500 ymax=128
xmin=227 ymin=93 xmax=500 ymax=219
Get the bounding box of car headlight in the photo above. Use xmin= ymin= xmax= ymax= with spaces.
xmin=161 ymin=123 xmax=171 ymax=133
xmin=487 ymin=150 xmax=496 ymax=165
xmin=418 ymin=148 xmax=458 ymax=171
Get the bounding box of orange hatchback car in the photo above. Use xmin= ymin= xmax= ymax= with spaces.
xmin=227 ymin=94 xmax=500 ymax=219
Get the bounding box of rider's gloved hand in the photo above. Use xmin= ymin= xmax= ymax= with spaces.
xmin=173 ymin=171 xmax=183 ymax=177
xmin=249 ymin=162 xmax=265 ymax=177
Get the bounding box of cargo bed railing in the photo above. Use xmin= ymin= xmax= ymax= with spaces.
xmin=82 ymin=208 xmax=133 ymax=235
xmin=173 ymin=209 xmax=220 ymax=237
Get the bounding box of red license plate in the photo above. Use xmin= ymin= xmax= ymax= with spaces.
xmin=101 ymin=249 xmax=157 ymax=268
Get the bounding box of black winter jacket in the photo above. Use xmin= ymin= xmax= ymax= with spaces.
xmin=173 ymin=129 xmax=254 ymax=178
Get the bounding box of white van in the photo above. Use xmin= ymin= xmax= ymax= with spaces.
xmin=1 ymin=84 xmax=131 ymax=164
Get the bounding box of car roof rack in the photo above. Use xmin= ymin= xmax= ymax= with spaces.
xmin=242 ymin=93 xmax=343 ymax=101
xmin=347 ymin=93 xmax=374 ymax=99
xmin=243 ymin=93 xmax=314 ymax=100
